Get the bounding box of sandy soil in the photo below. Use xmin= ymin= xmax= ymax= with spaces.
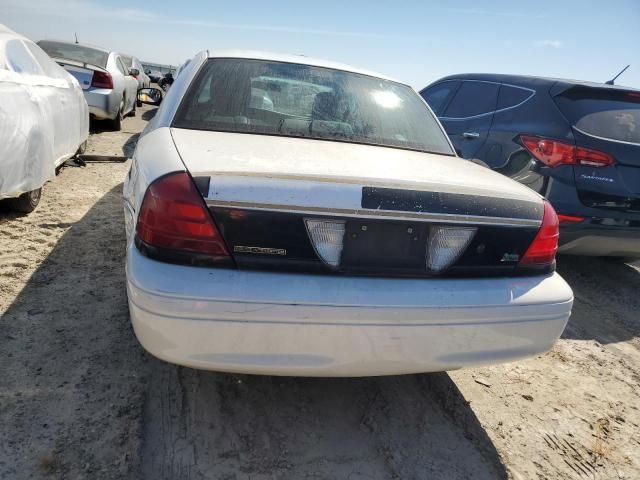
xmin=1 ymin=106 xmax=639 ymax=479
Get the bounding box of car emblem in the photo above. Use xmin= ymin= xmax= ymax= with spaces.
xmin=234 ymin=246 xmax=287 ymax=256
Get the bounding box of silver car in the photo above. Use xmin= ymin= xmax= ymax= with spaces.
xmin=37 ymin=40 xmax=139 ymax=130
xmin=122 ymin=54 xmax=150 ymax=89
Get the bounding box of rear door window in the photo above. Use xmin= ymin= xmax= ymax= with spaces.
xmin=497 ymin=85 xmax=533 ymax=110
xmin=443 ymin=81 xmax=499 ymax=118
xmin=420 ymin=81 xmax=460 ymax=115
xmin=554 ymin=87 xmax=640 ymax=144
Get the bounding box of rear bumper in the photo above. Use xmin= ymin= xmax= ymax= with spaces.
xmin=126 ymin=247 xmax=573 ymax=376
xmin=85 ymin=88 xmax=118 ymax=120
xmin=559 ymin=222 xmax=640 ymax=257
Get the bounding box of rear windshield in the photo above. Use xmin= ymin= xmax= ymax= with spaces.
xmin=554 ymin=87 xmax=640 ymax=144
xmin=37 ymin=41 xmax=108 ymax=69
xmin=173 ymin=58 xmax=454 ymax=155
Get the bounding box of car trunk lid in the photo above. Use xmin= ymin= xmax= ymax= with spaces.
xmin=171 ymin=128 xmax=546 ymax=277
xmin=52 ymin=58 xmax=105 ymax=90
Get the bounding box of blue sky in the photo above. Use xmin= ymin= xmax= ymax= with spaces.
xmin=2 ymin=0 xmax=639 ymax=89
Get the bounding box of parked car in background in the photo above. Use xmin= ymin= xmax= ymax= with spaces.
xmin=157 ymin=71 xmax=173 ymax=91
xmin=421 ymin=75 xmax=640 ymax=259
xmin=37 ymin=40 xmax=139 ymax=130
xmin=125 ymin=50 xmax=573 ymax=377
xmin=122 ymin=54 xmax=150 ymax=89
xmin=0 ymin=24 xmax=89 ymax=212
xmin=145 ymin=69 xmax=163 ymax=83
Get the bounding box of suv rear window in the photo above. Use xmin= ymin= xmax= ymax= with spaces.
xmin=173 ymin=58 xmax=454 ymax=155
xmin=554 ymin=87 xmax=640 ymax=144
xmin=37 ymin=41 xmax=108 ymax=69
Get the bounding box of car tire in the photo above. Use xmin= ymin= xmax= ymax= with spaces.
xmin=129 ymin=100 xmax=137 ymax=117
xmin=9 ymin=188 xmax=42 ymax=213
xmin=111 ymin=99 xmax=124 ymax=131
xmin=161 ymin=82 xmax=170 ymax=92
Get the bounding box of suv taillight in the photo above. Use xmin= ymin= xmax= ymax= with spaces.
xmin=91 ymin=71 xmax=113 ymax=89
xmin=519 ymin=201 xmax=559 ymax=268
xmin=136 ymin=172 xmax=231 ymax=266
xmin=519 ymin=135 xmax=615 ymax=167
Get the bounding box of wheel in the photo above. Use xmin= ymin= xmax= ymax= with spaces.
xmin=161 ymin=82 xmax=170 ymax=92
xmin=8 ymin=188 xmax=42 ymax=213
xmin=129 ymin=100 xmax=137 ymax=117
xmin=111 ymin=99 xmax=124 ymax=130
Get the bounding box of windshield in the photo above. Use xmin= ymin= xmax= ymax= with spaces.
xmin=37 ymin=41 xmax=108 ymax=69
xmin=173 ymin=58 xmax=454 ymax=155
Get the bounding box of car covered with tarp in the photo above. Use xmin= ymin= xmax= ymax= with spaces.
xmin=0 ymin=24 xmax=89 ymax=212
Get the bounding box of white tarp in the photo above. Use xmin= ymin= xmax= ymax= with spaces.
xmin=0 ymin=24 xmax=89 ymax=200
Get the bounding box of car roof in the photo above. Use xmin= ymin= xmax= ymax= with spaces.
xmin=205 ymin=49 xmax=403 ymax=84
xmin=38 ymin=39 xmax=112 ymax=54
xmin=431 ymin=73 xmax=640 ymax=92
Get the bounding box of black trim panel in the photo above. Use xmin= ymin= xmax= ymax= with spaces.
xmin=361 ymin=187 xmax=543 ymax=221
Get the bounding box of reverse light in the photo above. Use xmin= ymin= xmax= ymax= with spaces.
xmin=519 ymin=201 xmax=559 ymax=267
xmin=91 ymin=70 xmax=114 ymax=89
xmin=519 ymin=135 xmax=615 ymax=168
xmin=427 ymin=226 xmax=476 ymax=273
xmin=305 ymin=219 xmax=346 ymax=268
xmin=136 ymin=172 xmax=229 ymax=258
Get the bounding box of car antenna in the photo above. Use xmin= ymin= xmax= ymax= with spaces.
xmin=605 ymin=65 xmax=630 ymax=85
xmin=74 ymin=32 xmax=79 ymax=44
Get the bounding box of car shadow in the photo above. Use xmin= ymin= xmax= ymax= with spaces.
xmin=557 ymin=256 xmax=640 ymax=344
xmin=141 ymin=108 xmax=157 ymax=122
xmin=143 ymin=365 xmax=507 ymax=479
xmin=0 ymin=184 xmax=149 ymax=479
xmin=123 ymin=133 xmax=141 ymax=157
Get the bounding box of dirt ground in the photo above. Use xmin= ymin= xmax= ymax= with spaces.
xmin=1 ymin=105 xmax=639 ymax=480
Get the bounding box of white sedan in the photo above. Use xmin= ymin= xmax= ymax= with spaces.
xmin=124 ymin=50 xmax=573 ymax=377
xmin=0 ymin=24 xmax=89 ymax=212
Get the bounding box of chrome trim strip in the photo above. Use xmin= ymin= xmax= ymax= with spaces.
xmin=205 ymin=199 xmax=541 ymax=227
xmin=572 ymin=126 xmax=640 ymax=147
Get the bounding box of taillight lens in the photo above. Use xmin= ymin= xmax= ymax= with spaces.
xmin=91 ymin=70 xmax=113 ymax=89
xmin=519 ymin=201 xmax=559 ymax=267
xmin=519 ymin=135 xmax=615 ymax=167
xmin=136 ymin=172 xmax=229 ymax=258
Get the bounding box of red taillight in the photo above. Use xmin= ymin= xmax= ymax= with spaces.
xmin=91 ymin=70 xmax=113 ymax=89
xmin=136 ymin=172 xmax=229 ymax=257
xmin=557 ymin=214 xmax=585 ymax=223
xmin=519 ymin=201 xmax=559 ymax=267
xmin=519 ymin=135 xmax=615 ymax=167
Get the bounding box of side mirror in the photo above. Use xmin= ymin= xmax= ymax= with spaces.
xmin=129 ymin=68 xmax=140 ymax=77
xmin=137 ymin=87 xmax=163 ymax=106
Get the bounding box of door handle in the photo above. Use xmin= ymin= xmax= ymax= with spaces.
xmin=463 ymin=132 xmax=480 ymax=139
